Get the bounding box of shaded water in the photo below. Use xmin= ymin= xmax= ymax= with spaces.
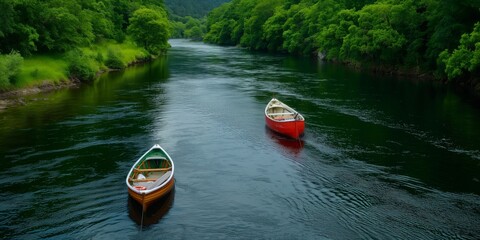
xmin=0 ymin=39 xmax=479 ymax=239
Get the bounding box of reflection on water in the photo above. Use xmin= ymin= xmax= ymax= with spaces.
xmin=265 ymin=127 xmax=304 ymax=157
xmin=128 ymin=188 xmax=175 ymax=227
xmin=0 ymin=39 xmax=479 ymax=239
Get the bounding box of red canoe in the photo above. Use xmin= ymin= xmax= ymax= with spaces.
xmin=265 ymin=98 xmax=305 ymax=139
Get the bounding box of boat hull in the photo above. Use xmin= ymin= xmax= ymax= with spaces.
xmin=265 ymin=98 xmax=305 ymax=139
xmin=126 ymin=144 xmax=175 ymax=211
xmin=265 ymin=116 xmax=305 ymax=139
xmin=128 ymin=177 xmax=175 ymax=209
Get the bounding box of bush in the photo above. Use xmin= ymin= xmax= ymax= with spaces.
xmin=104 ymin=48 xmax=125 ymax=69
xmin=65 ymin=49 xmax=98 ymax=82
xmin=135 ymin=52 xmax=152 ymax=63
xmin=0 ymin=51 xmax=24 ymax=90
xmin=96 ymin=52 xmax=104 ymax=63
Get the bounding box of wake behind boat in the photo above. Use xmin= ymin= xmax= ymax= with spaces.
xmin=126 ymin=144 xmax=175 ymax=211
xmin=265 ymin=98 xmax=305 ymax=139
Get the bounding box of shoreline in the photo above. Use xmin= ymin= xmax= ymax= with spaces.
xmin=0 ymin=80 xmax=80 ymax=112
xmin=0 ymin=53 xmax=158 ymax=112
xmin=317 ymin=56 xmax=480 ymax=100
xmin=1 ymin=47 xmax=479 ymax=112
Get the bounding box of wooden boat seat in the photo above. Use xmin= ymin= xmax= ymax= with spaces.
xmin=268 ymin=113 xmax=294 ymax=116
xmin=270 ymin=104 xmax=283 ymax=108
xmin=130 ymin=168 xmax=172 ymax=182
xmin=130 ymin=178 xmax=158 ymax=182
xmin=147 ymin=171 xmax=172 ymax=190
xmin=274 ymin=116 xmax=294 ymax=120
xmin=146 ymin=157 xmax=166 ymax=160
xmin=135 ymin=156 xmax=169 ymax=171
xmin=134 ymin=167 xmax=172 ymax=172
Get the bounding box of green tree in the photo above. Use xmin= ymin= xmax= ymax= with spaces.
xmin=339 ymin=2 xmax=409 ymax=64
xmin=0 ymin=0 xmax=15 ymax=39
xmin=85 ymin=1 xmax=116 ymax=41
xmin=282 ymin=4 xmax=311 ymax=54
xmin=340 ymin=0 xmax=375 ymax=10
xmin=204 ymin=2 xmax=231 ymax=43
xmin=0 ymin=0 xmax=40 ymax=55
xmin=201 ymin=0 xmax=480 ymax=94
xmin=263 ymin=7 xmax=287 ymax=51
xmin=165 ymin=0 xmax=229 ymax=18
xmin=241 ymin=0 xmax=282 ymax=50
xmin=308 ymin=0 xmax=344 ymax=58
xmin=127 ymin=7 xmax=171 ymax=54
xmin=37 ymin=6 xmax=94 ymax=52
xmin=204 ymin=19 xmax=237 ymax=45
xmin=181 ymin=16 xmax=206 ymax=40
xmin=440 ymin=22 xmax=480 ymax=80
xmin=171 ymin=21 xmax=186 ymax=38
xmin=316 ymin=9 xmax=356 ymax=60
xmin=185 ymin=26 xmax=203 ymax=40
xmin=424 ymin=0 xmax=480 ymax=70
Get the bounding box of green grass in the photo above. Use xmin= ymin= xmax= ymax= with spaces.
xmin=16 ymin=55 xmax=69 ymax=87
xmin=14 ymin=39 xmax=149 ymax=88
xmin=81 ymin=39 xmax=149 ymax=67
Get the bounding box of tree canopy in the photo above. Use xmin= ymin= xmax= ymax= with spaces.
xmin=204 ymin=0 xmax=480 ymax=86
xmin=128 ymin=7 xmax=171 ymax=53
xmin=0 ymin=0 xmax=171 ymax=86
xmin=164 ymin=0 xmax=229 ymax=18
xmin=0 ymin=0 xmax=171 ymax=55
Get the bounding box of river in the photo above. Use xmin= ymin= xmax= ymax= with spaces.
xmin=0 ymin=39 xmax=479 ymax=239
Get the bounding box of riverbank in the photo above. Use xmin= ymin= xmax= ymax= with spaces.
xmin=321 ymin=55 xmax=480 ymax=100
xmin=0 ymin=40 xmax=154 ymax=112
xmin=0 ymin=80 xmax=78 ymax=111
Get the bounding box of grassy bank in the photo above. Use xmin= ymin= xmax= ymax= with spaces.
xmin=80 ymin=40 xmax=150 ymax=68
xmin=16 ymin=55 xmax=69 ymax=88
xmin=11 ymin=39 xmax=149 ymax=90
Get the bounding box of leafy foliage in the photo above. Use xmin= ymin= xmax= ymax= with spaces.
xmin=171 ymin=16 xmax=207 ymax=40
xmin=65 ymin=49 xmax=98 ymax=82
xmin=241 ymin=0 xmax=283 ymax=50
xmin=204 ymin=0 xmax=480 ymax=86
xmin=0 ymin=51 xmax=24 ymax=89
xmin=166 ymin=0 xmax=229 ymax=40
xmin=0 ymin=0 xmax=170 ymax=55
xmin=128 ymin=7 xmax=171 ymax=54
xmin=165 ymin=0 xmax=229 ymax=18
xmin=440 ymin=22 xmax=480 ymax=80
xmin=0 ymin=0 xmax=171 ymax=88
xmin=104 ymin=48 xmax=125 ymax=69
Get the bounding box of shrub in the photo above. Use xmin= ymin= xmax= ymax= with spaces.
xmin=65 ymin=49 xmax=98 ymax=82
xmin=104 ymin=48 xmax=125 ymax=69
xmin=0 ymin=51 xmax=24 ymax=90
xmin=96 ymin=52 xmax=104 ymax=63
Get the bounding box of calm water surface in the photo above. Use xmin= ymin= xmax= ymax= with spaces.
xmin=0 ymin=39 xmax=479 ymax=239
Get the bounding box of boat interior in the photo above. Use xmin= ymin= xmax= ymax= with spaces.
xmin=129 ymin=157 xmax=172 ymax=190
xmin=267 ymin=104 xmax=303 ymax=121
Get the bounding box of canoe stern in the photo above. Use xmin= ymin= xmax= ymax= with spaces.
xmin=265 ymin=115 xmax=304 ymax=139
xmin=128 ymin=177 xmax=175 ymax=209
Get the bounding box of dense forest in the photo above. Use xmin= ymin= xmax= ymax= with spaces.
xmin=204 ymin=0 xmax=480 ymax=93
xmin=167 ymin=0 xmax=229 ymax=40
xmin=165 ymin=0 xmax=229 ymax=18
xmin=0 ymin=0 xmax=170 ymax=89
xmin=1 ymin=0 xmax=479 ymax=94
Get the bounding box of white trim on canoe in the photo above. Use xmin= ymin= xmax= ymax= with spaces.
xmin=125 ymin=144 xmax=175 ymax=195
xmin=265 ymin=98 xmax=304 ymax=122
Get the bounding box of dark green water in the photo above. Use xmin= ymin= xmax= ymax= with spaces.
xmin=0 ymin=39 xmax=479 ymax=239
